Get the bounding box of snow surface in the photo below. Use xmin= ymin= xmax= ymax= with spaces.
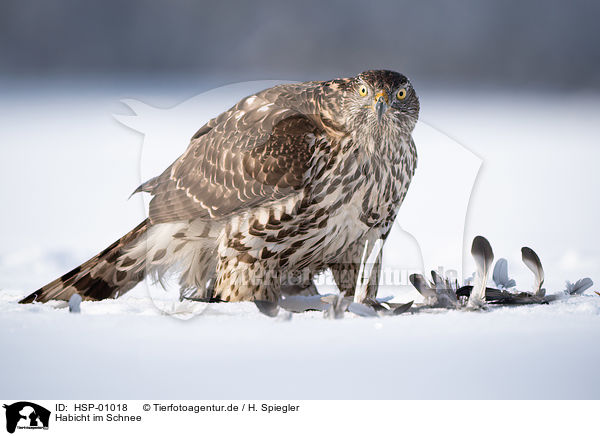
xmin=1 ymin=78 xmax=599 ymax=399
xmin=2 ymin=288 xmax=599 ymax=399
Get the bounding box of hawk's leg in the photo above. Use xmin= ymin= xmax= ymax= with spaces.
xmin=279 ymin=270 xmax=319 ymax=297
xmin=329 ymin=236 xmax=383 ymax=300
xmin=214 ymin=256 xmax=280 ymax=302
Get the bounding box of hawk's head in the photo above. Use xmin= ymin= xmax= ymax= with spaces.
xmin=324 ymin=70 xmax=419 ymax=149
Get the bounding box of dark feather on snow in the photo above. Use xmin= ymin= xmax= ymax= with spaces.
xmin=521 ymin=247 xmax=545 ymax=297
xmin=254 ymin=300 xmax=280 ymax=317
xmin=409 ymin=274 xmax=436 ymax=299
xmin=471 ymin=236 xmax=494 ymax=274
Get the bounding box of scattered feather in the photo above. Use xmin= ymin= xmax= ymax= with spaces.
xmin=564 ymin=278 xmax=593 ymax=296
xmin=521 ymin=247 xmax=545 ymax=297
xmin=392 ymin=300 xmax=413 ymax=315
xmin=362 ymin=297 xmax=390 ymax=312
xmin=457 ymin=285 xmax=505 ymax=301
xmin=492 ymin=258 xmax=516 ymax=289
xmin=254 ymin=300 xmax=280 ymax=317
xmin=347 ymin=302 xmax=379 ymax=317
xmin=324 ymin=292 xmax=352 ymax=319
xmin=432 ymin=271 xmax=460 ymax=308
xmin=68 ymin=294 xmax=82 ymax=313
xmin=468 ymin=236 xmax=494 ymax=309
xmin=158 ymin=300 xmax=210 ymax=319
xmin=362 ymin=298 xmax=413 ymax=316
xmin=280 ymin=294 xmax=330 ymax=312
xmin=409 ymin=274 xmax=436 ymax=300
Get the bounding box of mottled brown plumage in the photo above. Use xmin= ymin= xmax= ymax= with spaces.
xmin=20 ymin=70 xmax=419 ymax=304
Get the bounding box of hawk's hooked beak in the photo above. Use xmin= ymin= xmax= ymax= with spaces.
xmin=373 ymin=91 xmax=389 ymax=123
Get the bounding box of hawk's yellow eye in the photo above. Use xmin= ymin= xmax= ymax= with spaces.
xmin=397 ymin=88 xmax=407 ymax=100
xmin=359 ymin=85 xmax=368 ymax=96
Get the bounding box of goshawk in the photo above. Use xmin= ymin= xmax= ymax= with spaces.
xmin=20 ymin=70 xmax=419 ymax=304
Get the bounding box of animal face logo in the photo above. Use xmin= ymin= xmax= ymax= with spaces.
xmin=3 ymin=402 xmax=50 ymax=433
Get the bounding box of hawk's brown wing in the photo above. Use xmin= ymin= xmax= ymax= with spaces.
xmin=136 ymin=92 xmax=325 ymax=223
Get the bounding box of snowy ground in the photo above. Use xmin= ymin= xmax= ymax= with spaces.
xmin=1 ymin=77 xmax=599 ymax=398
xmin=2 ymin=288 xmax=599 ymax=399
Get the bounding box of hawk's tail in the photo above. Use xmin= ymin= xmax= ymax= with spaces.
xmin=19 ymin=220 xmax=150 ymax=304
